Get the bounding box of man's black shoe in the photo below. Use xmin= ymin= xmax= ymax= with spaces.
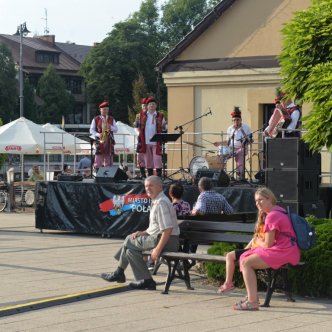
xmin=129 ymin=279 xmax=156 ymax=290
xmin=101 ymin=271 xmax=126 ymax=283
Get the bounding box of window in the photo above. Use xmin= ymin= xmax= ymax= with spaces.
xmin=64 ymin=77 xmax=82 ymax=94
xmin=36 ymin=52 xmax=59 ymax=64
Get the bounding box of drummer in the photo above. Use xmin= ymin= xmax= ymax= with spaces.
xmin=214 ymin=107 xmax=252 ymax=180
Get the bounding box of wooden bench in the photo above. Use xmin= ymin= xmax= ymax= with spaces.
xmin=144 ymin=213 xmax=304 ymax=307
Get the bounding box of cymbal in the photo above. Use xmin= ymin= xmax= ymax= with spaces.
xmin=183 ymin=140 xmax=205 ymax=148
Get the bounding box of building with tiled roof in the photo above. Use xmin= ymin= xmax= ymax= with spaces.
xmin=0 ymin=34 xmax=93 ymax=124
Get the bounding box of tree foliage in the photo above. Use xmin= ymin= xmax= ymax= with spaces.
xmin=36 ymin=64 xmax=74 ymax=124
xmin=23 ymin=78 xmax=38 ymax=122
xmin=0 ymin=43 xmax=18 ymax=122
xmin=0 ymin=118 xmax=7 ymax=168
xmin=160 ymin=0 xmax=212 ymax=48
xmin=279 ymin=0 xmax=332 ymax=151
xmin=80 ymin=0 xmax=217 ymax=125
xmin=80 ymin=19 xmax=157 ymax=123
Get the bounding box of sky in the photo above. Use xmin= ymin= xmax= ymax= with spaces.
xmin=0 ymin=0 xmax=162 ymax=45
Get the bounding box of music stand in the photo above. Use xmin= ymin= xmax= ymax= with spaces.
xmin=151 ymin=133 xmax=181 ymax=179
xmin=76 ymin=134 xmax=96 ymax=179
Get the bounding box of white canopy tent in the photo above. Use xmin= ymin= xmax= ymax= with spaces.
xmin=0 ymin=117 xmax=90 ymax=180
xmin=114 ymin=121 xmax=138 ymax=154
xmin=113 ymin=121 xmax=138 ymax=171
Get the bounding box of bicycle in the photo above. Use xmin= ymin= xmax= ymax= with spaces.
xmin=0 ymin=183 xmax=8 ymax=212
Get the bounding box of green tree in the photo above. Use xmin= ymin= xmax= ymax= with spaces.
xmin=80 ymin=0 xmax=218 ymax=124
xmin=129 ymin=72 xmax=149 ymax=125
xmin=279 ymin=0 xmax=332 ymax=151
xmin=0 ymin=118 xmax=7 ymax=168
xmin=81 ymin=13 xmax=159 ymax=123
xmin=0 ymin=43 xmax=18 ymax=123
xmin=36 ymin=64 xmax=74 ymax=124
xmin=160 ymin=0 xmax=214 ymax=50
xmin=23 ymin=78 xmax=38 ymax=122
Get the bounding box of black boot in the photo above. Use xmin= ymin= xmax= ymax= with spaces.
xmin=101 ymin=267 xmax=126 ymax=283
xmin=140 ymin=167 xmax=146 ymax=178
xmin=129 ymin=278 xmax=156 ymax=290
xmin=147 ymin=168 xmax=154 ymax=176
xmin=156 ymin=168 xmax=162 ymax=177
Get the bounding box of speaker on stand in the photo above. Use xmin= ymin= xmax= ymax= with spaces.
xmin=95 ymin=166 xmax=128 ymax=183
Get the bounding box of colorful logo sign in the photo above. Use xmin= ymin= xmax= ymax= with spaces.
xmin=99 ymin=194 xmax=150 ymax=216
xmin=5 ymin=145 xmax=22 ymax=151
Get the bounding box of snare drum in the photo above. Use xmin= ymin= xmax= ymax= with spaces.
xmin=189 ymin=156 xmax=209 ymax=176
xmin=217 ymin=145 xmax=233 ymax=158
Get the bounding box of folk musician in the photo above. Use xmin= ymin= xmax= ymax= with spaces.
xmin=90 ymin=101 xmax=118 ymax=170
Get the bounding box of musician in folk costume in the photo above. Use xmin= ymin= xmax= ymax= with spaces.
xmin=213 ymin=107 xmax=252 ymax=180
xmin=264 ymin=91 xmax=301 ymax=139
xmin=227 ymin=107 xmax=253 ymax=180
xmin=133 ymin=97 xmax=148 ymax=178
xmin=136 ymin=96 xmax=167 ymax=178
xmin=90 ymin=101 xmax=118 ymax=170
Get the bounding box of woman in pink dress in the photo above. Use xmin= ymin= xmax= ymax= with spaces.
xmin=233 ymin=187 xmax=300 ymax=311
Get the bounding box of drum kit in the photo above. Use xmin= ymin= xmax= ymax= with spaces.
xmin=188 ymin=144 xmax=234 ymax=177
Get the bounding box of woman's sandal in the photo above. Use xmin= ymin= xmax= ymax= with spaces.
xmin=233 ymin=300 xmax=259 ymax=311
xmin=217 ymin=283 xmax=235 ymax=294
xmin=239 ymin=296 xmax=260 ymax=305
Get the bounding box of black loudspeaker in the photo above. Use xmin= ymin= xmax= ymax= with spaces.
xmin=302 ymin=200 xmax=326 ymax=218
xmin=195 ymin=169 xmax=230 ymax=187
xmin=277 ymin=200 xmax=325 ymax=218
xmin=267 ymin=138 xmax=321 ymax=171
xmin=57 ymin=174 xmax=83 ymax=182
xmin=95 ymin=166 xmax=128 ymax=183
xmin=266 ymin=170 xmax=319 ymax=201
xmin=277 ymin=201 xmax=300 ymax=215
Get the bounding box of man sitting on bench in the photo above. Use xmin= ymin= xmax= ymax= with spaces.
xmin=188 ymin=177 xmax=234 ymax=253
xmin=100 ymin=175 xmax=180 ymax=290
xmin=192 ymin=177 xmax=234 ymax=216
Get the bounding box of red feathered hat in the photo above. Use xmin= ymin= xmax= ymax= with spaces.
xmin=145 ymin=96 xmax=156 ymax=105
xmin=231 ymin=106 xmax=241 ymax=119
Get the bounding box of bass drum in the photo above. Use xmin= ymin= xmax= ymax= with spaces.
xmin=189 ymin=156 xmax=209 ymax=177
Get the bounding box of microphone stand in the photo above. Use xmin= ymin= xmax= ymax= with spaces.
xmin=234 ymin=125 xmax=264 ymax=184
xmin=230 ymin=130 xmax=236 ymax=181
xmin=171 ymin=110 xmax=212 ymax=180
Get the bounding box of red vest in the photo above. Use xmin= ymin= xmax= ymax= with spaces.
xmin=137 ymin=111 xmax=164 ymax=155
xmin=94 ymin=115 xmax=115 ymax=155
xmin=287 ymin=106 xmax=301 ymax=129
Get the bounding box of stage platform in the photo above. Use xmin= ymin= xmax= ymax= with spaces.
xmin=35 ymin=180 xmax=331 ymax=237
xmin=35 ymin=180 xmax=257 ymax=237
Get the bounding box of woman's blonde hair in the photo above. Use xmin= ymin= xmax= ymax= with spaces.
xmin=254 ymin=187 xmax=277 ymax=235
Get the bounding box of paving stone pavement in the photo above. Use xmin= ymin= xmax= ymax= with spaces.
xmin=1 ymin=212 xmax=332 ymax=332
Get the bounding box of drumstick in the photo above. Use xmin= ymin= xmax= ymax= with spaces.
xmin=201 ymin=138 xmax=215 ymax=144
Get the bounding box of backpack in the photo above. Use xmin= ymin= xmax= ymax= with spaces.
xmin=278 ymin=207 xmax=316 ymax=250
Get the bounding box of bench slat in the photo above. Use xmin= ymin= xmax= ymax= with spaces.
xmin=180 ymin=221 xmax=255 ymax=233
xmin=180 ymin=212 xmax=257 ymax=222
xmin=182 ymin=231 xmax=252 ymax=244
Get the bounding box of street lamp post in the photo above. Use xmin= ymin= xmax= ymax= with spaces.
xmin=14 ymin=22 xmax=30 ymax=118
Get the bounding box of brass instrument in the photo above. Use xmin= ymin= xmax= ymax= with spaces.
xmin=100 ymin=115 xmax=109 ymax=143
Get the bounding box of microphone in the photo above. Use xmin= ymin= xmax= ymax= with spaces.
xmin=174 ymin=126 xmax=179 ymax=131
xmin=208 ymin=107 xmax=212 ymax=116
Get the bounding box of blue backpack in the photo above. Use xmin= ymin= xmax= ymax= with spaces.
xmin=278 ymin=207 xmax=316 ymax=250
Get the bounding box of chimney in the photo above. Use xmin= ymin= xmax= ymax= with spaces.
xmin=36 ymin=35 xmax=55 ymax=45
